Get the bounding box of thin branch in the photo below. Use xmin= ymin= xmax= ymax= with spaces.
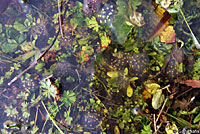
xmin=34 ymin=106 xmax=39 ymax=129
xmin=156 ymin=98 xmax=168 ymax=123
xmin=8 ymin=29 xmax=60 ymax=86
xmin=153 ymin=114 xmax=157 ymax=134
xmin=58 ymin=0 xmax=64 ymax=38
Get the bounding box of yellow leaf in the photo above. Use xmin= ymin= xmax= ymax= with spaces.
xmin=165 ymin=122 xmax=178 ymax=134
xmin=127 ymin=85 xmax=133 ymax=97
xmin=107 ymin=71 xmax=118 ymax=78
xmin=129 ymin=77 xmax=138 ymax=81
xmin=159 ymin=25 xmax=175 ymax=43
xmin=114 ymin=125 xmax=120 ymax=134
xmin=145 ymin=83 xmax=160 ymax=95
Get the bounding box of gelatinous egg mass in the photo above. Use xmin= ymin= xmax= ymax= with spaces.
xmin=96 ymin=4 xmax=117 ymax=26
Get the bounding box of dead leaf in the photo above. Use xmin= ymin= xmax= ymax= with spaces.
xmin=179 ymin=80 xmax=200 ymax=88
xmin=172 ymin=99 xmax=188 ymax=110
xmin=159 ymin=25 xmax=176 ymax=44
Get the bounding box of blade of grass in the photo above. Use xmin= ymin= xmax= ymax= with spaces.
xmin=180 ymin=9 xmax=200 ymax=49
xmin=41 ymin=101 xmax=64 ymax=134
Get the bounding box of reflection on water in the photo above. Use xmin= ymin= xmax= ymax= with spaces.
xmin=0 ymin=0 xmax=200 ymax=133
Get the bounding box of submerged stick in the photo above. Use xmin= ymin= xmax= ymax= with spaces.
xmin=8 ymin=29 xmax=60 ymax=86
xmin=58 ymin=0 xmax=64 ymax=38
xmin=146 ymin=11 xmax=171 ymax=41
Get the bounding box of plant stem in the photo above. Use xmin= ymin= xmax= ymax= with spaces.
xmin=180 ymin=9 xmax=200 ymax=49
xmin=41 ymin=101 xmax=64 ymax=134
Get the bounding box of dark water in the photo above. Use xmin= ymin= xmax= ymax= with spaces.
xmin=0 ymin=0 xmax=200 ymax=133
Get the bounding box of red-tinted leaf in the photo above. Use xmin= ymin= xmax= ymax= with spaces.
xmin=179 ymin=80 xmax=200 ymax=88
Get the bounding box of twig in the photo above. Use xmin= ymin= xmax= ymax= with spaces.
xmin=34 ymin=106 xmax=39 ymax=129
xmin=8 ymin=29 xmax=60 ymax=86
xmin=58 ymin=0 xmax=64 ymax=38
xmin=153 ymin=98 xmax=168 ymax=134
xmin=175 ymin=87 xmax=193 ymax=99
xmin=156 ymin=98 xmax=168 ymax=123
xmin=153 ymin=114 xmax=157 ymax=134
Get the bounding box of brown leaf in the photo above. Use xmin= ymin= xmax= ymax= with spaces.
xmin=172 ymin=99 xmax=188 ymax=110
xmin=179 ymin=80 xmax=200 ymax=88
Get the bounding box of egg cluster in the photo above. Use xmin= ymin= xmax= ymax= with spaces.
xmin=81 ymin=111 xmax=101 ymax=130
xmin=83 ymin=0 xmax=102 ymax=15
xmin=110 ymin=52 xmax=149 ymax=78
xmin=96 ymin=4 xmax=117 ymax=25
xmin=21 ymin=76 xmax=35 ymax=91
xmin=129 ymin=53 xmax=149 ymax=77
xmin=110 ymin=52 xmax=130 ymax=71
xmin=165 ymin=58 xmax=179 ymax=79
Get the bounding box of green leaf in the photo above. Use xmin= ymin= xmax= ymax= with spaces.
xmin=127 ymin=85 xmax=133 ymax=97
xmin=112 ymin=0 xmax=133 ymax=44
xmin=194 ymin=113 xmax=200 ymax=123
xmin=13 ymin=21 xmax=28 ymax=32
xmin=152 ymin=89 xmax=164 ymax=109
xmin=15 ymin=50 xmax=37 ymax=63
xmin=60 ymin=90 xmax=76 ymax=107
xmin=40 ymin=79 xmax=57 ymax=99
xmin=141 ymin=124 xmax=152 ymax=134
xmin=107 ymin=71 xmax=119 ymax=78
xmin=1 ymin=42 xmax=18 ymax=53
xmin=85 ymin=16 xmax=100 ymax=32
xmin=35 ymin=62 xmax=44 ymax=72
xmin=48 ymin=37 xmax=61 ymax=51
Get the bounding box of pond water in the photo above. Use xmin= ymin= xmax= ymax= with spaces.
xmin=0 ymin=0 xmax=200 ymax=133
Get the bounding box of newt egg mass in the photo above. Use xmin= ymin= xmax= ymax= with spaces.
xmin=96 ymin=4 xmax=117 ymax=25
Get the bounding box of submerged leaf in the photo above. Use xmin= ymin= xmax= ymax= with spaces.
xmin=179 ymin=80 xmax=200 ymax=88
xmin=165 ymin=122 xmax=178 ymax=134
xmin=127 ymin=84 xmax=133 ymax=97
xmin=152 ymin=89 xmax=164 ymax=109
xmin=107 ymin=71 xmax=119 ymax=78
xmin=159 ymin=25 xmax=175 ymax=44
xmin=112 ymin=0 xmax=133 ymax=44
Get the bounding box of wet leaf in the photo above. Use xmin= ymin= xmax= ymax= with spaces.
xmin=112 ymin=0 xmax=133 ymax=44
xmin=152 ymin=89 xmax=164 ymax=109
xmin=179 ymin=80 xmax=200 ymax=88
xmin=124 ymin=5 xmax=145 ymax=27
xmin=159 ymin=26 xmax=175 ymax=44
xmin=40 ymin=79 xmax=57 ymax=99
xmin=127 ymin=85 xmax=133 ymax=97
